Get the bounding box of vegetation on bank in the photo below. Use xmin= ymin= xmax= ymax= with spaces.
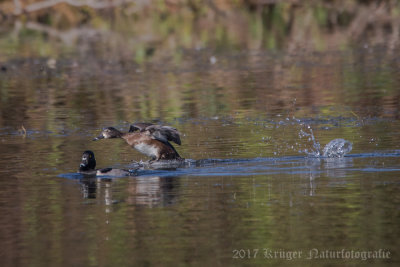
xmin=1 ymin=1 xmax=399 ymax=134
xmin=0 ymin=0 xmax=400 ymax=61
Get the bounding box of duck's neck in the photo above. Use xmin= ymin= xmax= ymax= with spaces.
xmin=79 ymin=166 xmax=92 ymax=172
xmin=120 ymin=132 xmax=129 ymax=139
xmin=111 ymin=129 xmax=125 ymax=139
xmin=79 ymin=163 xmax=95 ymax=172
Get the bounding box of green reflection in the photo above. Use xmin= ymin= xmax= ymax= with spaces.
xmin=0 ymin=1 xmax=400 ymax=266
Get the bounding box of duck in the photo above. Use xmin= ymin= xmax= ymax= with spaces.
xmin=93 ymin=123 xmax=182 ymax=161
xmin=79 ymin=150 xmax=135 ymax=177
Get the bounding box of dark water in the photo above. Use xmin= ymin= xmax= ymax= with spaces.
xmin=1 ymin=46 xmax=400 ymax=266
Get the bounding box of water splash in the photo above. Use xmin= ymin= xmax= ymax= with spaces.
xmin=322 ymin=138 xmax=352 ymax=158
xmin=299 ymin=126 xmax=321 ymax=157
xmin=299 ymin=126 xmax=352 ymax=158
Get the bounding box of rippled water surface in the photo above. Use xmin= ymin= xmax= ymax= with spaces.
xmin=1 ymin=46 xmax=400 ymax=266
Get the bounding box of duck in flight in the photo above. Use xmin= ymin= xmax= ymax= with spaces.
xmin=93 ymin=123 xmax=182 ymax=161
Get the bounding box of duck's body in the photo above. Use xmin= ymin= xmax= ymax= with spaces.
xmin=93 ymin=123 xmax=182 ymax=161
xmin=96 ymin=168 xmax=134 ymax=177
xmin=78 ymin=150 xmax=134 ymax=177
xmin=122 ymin=132 xmax=181 ymax=160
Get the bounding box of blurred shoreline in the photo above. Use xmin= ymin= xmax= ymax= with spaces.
xmin=1 ymin=0 xmax=400 ymax=62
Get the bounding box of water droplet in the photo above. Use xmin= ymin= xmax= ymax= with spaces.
xmin=210 ymin=56 xmax=217 ymax=64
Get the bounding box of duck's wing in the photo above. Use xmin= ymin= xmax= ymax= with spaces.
xmin=145 ymin=125 xmax=182 ymax=145
xmin=129 ymin=122 xmax=154 ymax=132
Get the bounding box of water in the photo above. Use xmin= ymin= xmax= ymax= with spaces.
xmin=1 ymin=46 xmax=400 ymax=266
xmin=322 ymin=138 xmax=353 ymax=158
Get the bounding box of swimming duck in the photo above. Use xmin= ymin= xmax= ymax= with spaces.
xmin=93 ymin=123 xmax=182 ymax=161
xmin=79 ymin=150 xmax=134 ymax=177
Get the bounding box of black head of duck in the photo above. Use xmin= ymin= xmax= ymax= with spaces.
xmin=79 ymin=150 xmax=96 ymax=172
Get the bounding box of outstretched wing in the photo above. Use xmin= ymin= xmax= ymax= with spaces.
xmin=129 ymin=122 xmax=154 ymax=132
xmin=145 ymin=125 xmax=182 ymax=145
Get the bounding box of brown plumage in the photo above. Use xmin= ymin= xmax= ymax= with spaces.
xmin=94 ymin=124 xmax=182 ymax=160
xmin=129 ymin=123 xmax=181 ymax=145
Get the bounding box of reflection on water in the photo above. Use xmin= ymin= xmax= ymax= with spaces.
xmin=77 ymin=153 xmax=395 ymax=205
xmin=322 ymin=157 xmax=354 ymax=178
xmin=80 ymin=176 xmax=178 ymax=208
xmin=1 ymin=45 xmax=400 ymax=265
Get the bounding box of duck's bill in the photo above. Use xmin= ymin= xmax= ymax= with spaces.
xmin=92 ymin=135 xmax=104 ymax=141
xmin=80 ymin=163 xmax=88 ymax=168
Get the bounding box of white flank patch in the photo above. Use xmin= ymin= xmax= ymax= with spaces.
xmin=134 ymin=143 xmax=158 ymax=158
